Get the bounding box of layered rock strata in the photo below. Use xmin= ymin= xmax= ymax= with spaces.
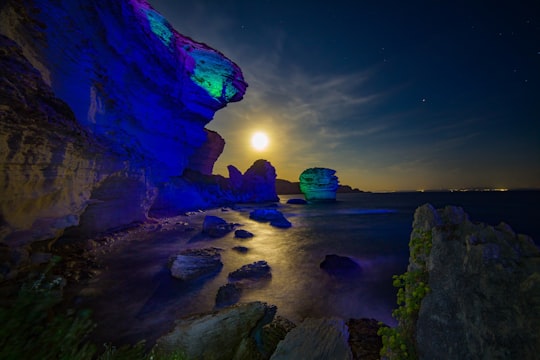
xmin=0 ymin=0 xmax=248 ymax=249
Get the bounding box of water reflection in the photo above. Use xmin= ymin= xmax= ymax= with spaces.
xmin=81 ymin=197 xmax=409 ymax=345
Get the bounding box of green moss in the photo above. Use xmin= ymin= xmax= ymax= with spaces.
xmin=378 ymin=229 xmax=432 ymax=359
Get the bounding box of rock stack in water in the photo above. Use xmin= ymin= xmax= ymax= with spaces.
xmin=299 ymin=168 xmax=339 ymax=201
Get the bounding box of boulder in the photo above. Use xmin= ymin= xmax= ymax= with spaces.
xmin=229 ymin=261 xmax=272 ymax=282
xmin=202 ymin=215 xmax=234 ymax=237
xmin=299 ymin=168 xmax=339 ymax=201
xmin=411 ymin=204 xmax=540 ymax=359
xmin=168 ymin=248 xmax=223 ymax=281
xmin=249 ymin=209 xmax=292 ymax=228
xmin=320 ymin=254 xmax=362 ymax=276
xmin=215 ymin=283 xmax=242 ymax=309
xmin=156 ymin=301 xmax=277 ymax=360
xmin=235 ymin=229 xmax=254 ymax=239
xmin=270 ymin=317 xmax=353 ymax=360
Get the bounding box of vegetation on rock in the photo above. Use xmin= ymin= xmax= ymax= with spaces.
xmin=378 ymin=229 xmax=432 ymax=359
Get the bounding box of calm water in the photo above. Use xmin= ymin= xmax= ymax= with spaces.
xmin=83 ymin=191 xmax=540 ymax=345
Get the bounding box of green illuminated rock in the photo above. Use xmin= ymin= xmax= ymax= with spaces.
xmin=299 ymin=168 xmax=339 ymax=201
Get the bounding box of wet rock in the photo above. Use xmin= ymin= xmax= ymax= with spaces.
xmin=232 ymin=246 xmax=249 ymax=253
xmin=286 ymin=198 xmax=307 ymax=205
xmin=229 ymin=260 xmax=272 ymax=282
xmin=169 ymin=248 xmax=223 ymax=281
xmin=346 ymin=318 xmax=384 ymax=360
xmin=156 ymin=301 xmax=276 ymax=360
xmin=320 ymin=254 xmax=361 ymax=275
xmin=270 ymin=317 xmax=353 ymax=360
xmin=215 ymin=283 xmax=242 ymax=309
xmin=202 ymin=215 xmax=234 ymax=237
xmin=250 ymin=209 xmax=292 ymax=228
xmin=235 ymin=229 xmax=254 ymax=239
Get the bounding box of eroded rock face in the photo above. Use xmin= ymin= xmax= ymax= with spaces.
xmin=299 ymin=168 xmax=339 ymax=201
xmin=0 ymin=34 xmax=133 ymax=246
xmin=413 ymin=204 xmax=540 ymax=359
xmin=0 ymin=0 xmax=247 ymax=246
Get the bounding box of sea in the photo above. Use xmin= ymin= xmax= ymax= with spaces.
xmin=84 ymin=190 xmax=540 ymax=345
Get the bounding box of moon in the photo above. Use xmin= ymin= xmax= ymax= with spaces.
xmin=251 ymin=132 xmax=269 ymax=151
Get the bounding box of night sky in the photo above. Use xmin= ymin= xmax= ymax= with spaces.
xmin=149 ymin=0 xmax=540 ymax=192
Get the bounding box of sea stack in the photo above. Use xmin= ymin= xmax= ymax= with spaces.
xmin=299 ymin=168 xmax=339 ymax=201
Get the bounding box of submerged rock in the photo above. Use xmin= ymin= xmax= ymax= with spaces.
xmin=249 ymin=209 xmax=292 ymax=228
xmin=232 ymin=246 xmax=249 ymax=253
xmin=168 ymin=248 xmax=222 ymax=281
xmin=299 ymin=168 xmax=339 ymax=201
xmin=156 ymin=301 xmax=276 ymax=360
xmin=235 ymin=229 xmax=254 ymax=239
xmin=411 ymin=204 xmax=540 ymax=359
xmin=202 ymin=215 xmax=234 ymax=237
xmin=320 ymin=254 xmax=362 ymax=276
xmin=229 ymin=260 xmax=272 ymax=282
xmin=270 ymin=317 xmax=353 ymax=360
xmin=286 ymin=198 xmax=307 ymax=205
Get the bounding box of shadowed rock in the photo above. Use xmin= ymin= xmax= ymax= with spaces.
xmin=320 ymin=254 xmax=362 ymax=276
xmin=346 ymin=318 xmax=385 ymax=360
xmin=250 ymin=209 xmax=292 ymax=228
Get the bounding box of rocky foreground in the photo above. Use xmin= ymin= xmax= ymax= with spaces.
xmin=0 ymin=203 xmax=538 ymax=359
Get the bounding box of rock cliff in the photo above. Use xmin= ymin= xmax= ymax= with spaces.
xmin=299 ymin=168 xmax=339 ymax=201
xmin=388 ymin=204 xmax=540 ymax=359
xmin=0 ymin=0 xmax=247 ymax=249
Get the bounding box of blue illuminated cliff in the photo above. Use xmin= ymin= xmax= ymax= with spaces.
xmin=0 ymin=0 xmax=249 ymax=246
